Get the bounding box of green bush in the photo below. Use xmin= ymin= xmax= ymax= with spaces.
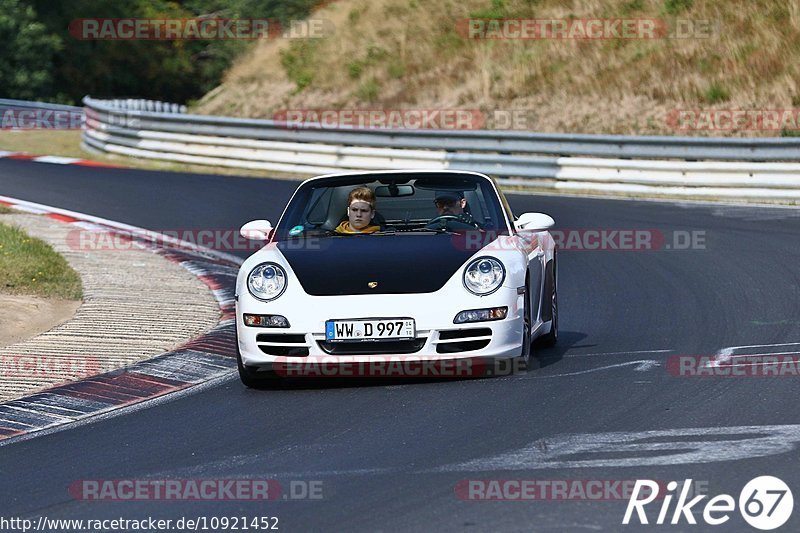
xmin=348 ymin=60 xmax=365 ymax=79
xmin=356 ymin=78 xmax=380 ymax=102
xmin=622 ymin=0 xmax=645 ymax=14
xmin=663 ymin=0 xmax=694 ymax=16
xmin=388 ymin=62 xmax=405 ymax=79
xmin=703 ymin=82 xmax=730 ymax=104
xmin=281 ymin=40 xmax=319 ymax=91
xmin=470 ymin=0 xmax=509 ymax=20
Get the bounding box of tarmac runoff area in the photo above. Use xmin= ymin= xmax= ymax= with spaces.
xmin=0 ymin=213 xmax=220 ymax=402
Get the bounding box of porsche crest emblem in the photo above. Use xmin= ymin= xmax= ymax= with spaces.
xmin=368 ymin=281 xmax=378 ymax=289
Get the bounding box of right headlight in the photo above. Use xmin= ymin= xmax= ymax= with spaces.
xmin=247 ymin=262 xmax=287 ymax=301
xmin=463 ymin=257 xmax=505 ymax=295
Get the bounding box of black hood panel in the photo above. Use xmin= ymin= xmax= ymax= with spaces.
xmin=278 ymin=234 xmax=479 ymax=295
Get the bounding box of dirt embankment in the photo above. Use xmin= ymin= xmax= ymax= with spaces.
xmin=195 ymin=0 xmax=800 ymax=137
xmin=0 ymin=295 xmax=80 ymax=348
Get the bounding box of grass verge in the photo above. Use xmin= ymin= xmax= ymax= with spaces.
xmin=0 ymin=218 xmax=83 ymax=300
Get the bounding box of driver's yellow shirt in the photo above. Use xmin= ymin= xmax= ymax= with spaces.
xmin=335 ymin=221 xmax=381 ymax=234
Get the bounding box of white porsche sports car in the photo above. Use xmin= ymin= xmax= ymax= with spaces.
xmin=235 ymin=170 xmax=557 ymax=386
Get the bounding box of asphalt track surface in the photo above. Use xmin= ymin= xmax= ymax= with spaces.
xmin=1 ymin=159 xmax=800 ymax=532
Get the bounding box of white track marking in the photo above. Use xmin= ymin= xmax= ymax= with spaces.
xmin=437 ymin=424 xmax=800 ymax=471
xmin=7 ymin=204 xmax=48 ymax=214
xmin=565 ymin=349 xmax=671 ymax=358
xmin=535 ymin=360 xmax=659 ymax=378
xmin=724 ymin=350 xmax=800 ymax=359
xmin=724 ymin=342 xmax=800 ymax=350
xmin=716 ymin=360 xmax=799 ymax=368
xmin=32 ymin=156 xmax=82 ymax=164
xmin=709 ymin=342 xmax=800 ymax=367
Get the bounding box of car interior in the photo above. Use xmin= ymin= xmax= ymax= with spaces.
xmin=301 ymin=179 xmax=495 ymax=233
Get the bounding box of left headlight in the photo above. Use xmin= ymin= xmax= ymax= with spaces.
xmin=463 ymin=257 xmax=505 ymax=295
xmin=247 ymin=262 xmax=287 ymax=301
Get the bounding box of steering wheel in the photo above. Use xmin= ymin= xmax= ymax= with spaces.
xmin=426 ymin=215 xmax=481 ymax=231
xmin=427 ymin=215 xmax=461 ymax=228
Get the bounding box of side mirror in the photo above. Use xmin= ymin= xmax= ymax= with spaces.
xmin=515 ymin=212 xmax=555 ymax=231
xmin=240 ymin=220 xmax=273 ymax=241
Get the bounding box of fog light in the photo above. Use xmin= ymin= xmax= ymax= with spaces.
xmin=454 ymin=307 xmax=508 ymax=324
xmin=244 ymin=314 xmax=290 ymax=328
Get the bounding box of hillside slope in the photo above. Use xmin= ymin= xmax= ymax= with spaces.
xmin=195 ymin=0 xmax=800 ymax=136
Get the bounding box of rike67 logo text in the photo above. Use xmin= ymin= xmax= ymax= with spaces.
xmin=623 ymin=476 xmax=793 ymax=530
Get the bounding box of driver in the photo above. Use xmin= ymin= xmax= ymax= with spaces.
xmin=431 ymin=191 xmax=480 ymax=228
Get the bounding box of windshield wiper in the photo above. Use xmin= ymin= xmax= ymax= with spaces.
xmin=404 ymin=227 xmax=458 ymax=234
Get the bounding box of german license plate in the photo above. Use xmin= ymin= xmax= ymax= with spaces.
xmin=325 ymin=318 xmax=415 ymax=342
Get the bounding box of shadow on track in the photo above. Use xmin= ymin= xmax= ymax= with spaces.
xmin=530 ymin=330 xmax=587 ymax=370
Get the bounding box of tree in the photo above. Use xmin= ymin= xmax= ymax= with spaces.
xmin=6 ymin=0 xmax=326 ymax=103
xmin=0 ymin=0 xmax=62 ymax=100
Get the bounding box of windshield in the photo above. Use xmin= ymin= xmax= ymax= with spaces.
xmin=274 ymin=173 xmax=511 ymax=240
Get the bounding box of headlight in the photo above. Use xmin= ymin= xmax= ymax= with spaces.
xmin=454 ymin=307 xmax=508 ymax=324
xmin=247 ymin=262 xmax=287 ymax=301
xmin=463 ymin=257 xmax=505 ymax=295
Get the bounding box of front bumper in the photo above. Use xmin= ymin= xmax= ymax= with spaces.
xmin=236 ymin=285 xmax=525 ymax=367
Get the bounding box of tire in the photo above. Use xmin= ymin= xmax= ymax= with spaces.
xmin=235 ymin=324 xmax=279 ymax=388
xmin=537 ymin=254 xmax=558 ymax=347
xmin=515 ymin=278 xmax=533 ymax=372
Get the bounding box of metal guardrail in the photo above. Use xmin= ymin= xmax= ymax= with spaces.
xmin=0 ymin=98 xmax=83 ymax=113
xmin=0 ymin=97 xmax=184 ymax=130
xmin=1 ymin=98 xmax=84 ymax=129
xmin=82 ymin=96 xmax=800 ymax=201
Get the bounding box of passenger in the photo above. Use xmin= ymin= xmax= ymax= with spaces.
xmin=335 ymin=187 xmax=381 ymax=234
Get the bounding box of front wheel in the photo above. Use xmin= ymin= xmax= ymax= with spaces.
xmin=515 ymin=280 xmax=533 ymax=372
xmin=537 ymin=255 xmax=558 ymax=347
xmin=235 ymin=323 xmax=279 ymax=388
xmin=236 ymin=348 xmax=281 ymax=388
